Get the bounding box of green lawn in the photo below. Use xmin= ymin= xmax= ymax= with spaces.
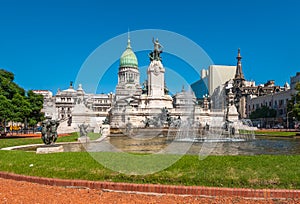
xmin=87 ymin=132 xmax=102 ymax=140
xmin=0 ymin=132 xmax=100 ymax=149
xmin=0 ymin=135 xmax=299 ymax=189
xmin=255 ymin=131 xmax=298 ymax=137
xmin=0 ymin=133 xmax=78 ymax=149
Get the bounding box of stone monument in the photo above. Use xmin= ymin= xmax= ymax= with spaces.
xmin=100 ymin=124 xmax=110 ymax=138
xmin=37 ymin=118 xmax=63 ymax=154
xmin=226 ymin=88 xmax=239 ymax=122
xmin=77 ymin=122 xmax=90 ymax=143
xmin=41 ymin=118 xmax=60 ymax=145
xmin=146 ymin=38 xmax=173 ymax=108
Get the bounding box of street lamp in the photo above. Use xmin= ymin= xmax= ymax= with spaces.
xmin=287 ymin=111 xmax=293 ymax=129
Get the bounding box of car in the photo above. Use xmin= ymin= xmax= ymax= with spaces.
xmin=36 ymin=126 xmax=42 ymax=132
xmin=273 ymin=124 xmax=284 ymax=129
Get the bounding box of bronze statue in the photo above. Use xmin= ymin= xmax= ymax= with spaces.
xmin=78 ymin=123 xmax=89 ymax=137
xmin=142 ymin=80 xmax=148 ymax=94
xmin=41 ymin=118 xmax=60 ymax=145
xmin=149 ymin=38 xmax=163 ymax=61
xmin=164 ymin=82 xmax=169 ymax=95
xmin=153 ymin=38 xmax=163 ymax=52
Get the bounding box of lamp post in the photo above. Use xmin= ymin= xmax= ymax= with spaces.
xmin=203 ymin=94 xmax=209 ymax=110
xmin=287 ymin=110 xmax=293 ymax=129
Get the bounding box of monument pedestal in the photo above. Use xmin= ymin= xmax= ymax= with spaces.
xmin=36 ymin=145 xmax=64 ymax=154
xmin=227 ymin=105 xmax=239 ymax=122
xmin=101 ymin=124 xmax=110 ymax=137
xmin=145 ymin=96 xmax=173 ymax=109
xmin=78 ymin=136 xmax=90 ymax=143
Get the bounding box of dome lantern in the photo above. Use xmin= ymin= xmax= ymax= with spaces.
xmin=119 ymin=36 xmax=138 ymax=68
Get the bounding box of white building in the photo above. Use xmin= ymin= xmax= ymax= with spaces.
xmin=32 ymin=90 xmax=53 ymax=98
xmin=172 ymin=87 xmax=196 ymax=109
xmin=247 ymin=88 xmax=295 ymax=118
xmin=246 ymin=81 xmax=296 ymax=127
xmin=290 ymin=72 xmax=300 ymax=90
xmin=207 ymin=65 xmax=236 ymax=96
xmin=108 ymin=37 xmax=235 ymax=130
xmin=41 ymin=38 xmax=244 ymax=132
xmin=40 ymin=83 xmax=113 ymax=122
xmin=110 ymin=37 xmax=181 ymax=128
xmin=32 ymin=90 xmax=55 ymax=118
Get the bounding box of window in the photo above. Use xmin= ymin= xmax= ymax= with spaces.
xmin=279 ymin=100 xmax=283 ymax=107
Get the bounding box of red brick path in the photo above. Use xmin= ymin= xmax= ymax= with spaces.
xmin=0 ymin=172 xmax=299 ymax=200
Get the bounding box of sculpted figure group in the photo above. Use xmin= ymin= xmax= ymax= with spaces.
xmin=41 ymin=119 xmax=60 ymax=145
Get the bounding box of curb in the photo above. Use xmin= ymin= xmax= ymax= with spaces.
xmin=0 ymin=172 xmax=299 ymax=199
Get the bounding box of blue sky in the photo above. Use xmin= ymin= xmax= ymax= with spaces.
xmin=0 ymin=0 xmax=299 ymax=94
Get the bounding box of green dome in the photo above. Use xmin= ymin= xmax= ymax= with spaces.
xmin=119 ymin=39 xmax=138 ymax=68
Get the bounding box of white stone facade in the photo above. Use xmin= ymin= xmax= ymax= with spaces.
xmin=247 ymin=89 xmax=296 ymax=119
xmin=109 ymin=38 xmax=226 ymax=129
xmin=32 ymin=90 xmax=53 ymax=98
xmin=39 ymin=83 xmax=114 ymax=133
xmin=40 ymin=38 xmax=245 ymax=133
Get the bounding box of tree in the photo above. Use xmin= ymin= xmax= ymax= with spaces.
xmin=288 ymin=82 xmax=300 ymax=121
xmin=27 ymin=90 xmax=45 ymax=126
xmin=11 ymin=93 xmax=31 ymax=123
xmin=0 ymin=95 xmax=13 ymax=129
xmin=0 ymin=69 xmax=25 ymax=99
xmin=0 ymin=69 xmax=45 ymax=129
xmin=249 ymin=105 xmax=277 ymax=119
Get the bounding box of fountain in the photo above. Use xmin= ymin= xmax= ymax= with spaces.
xmin=2 ymin=116 xmax=300 ymax=156
xmin=166 ymin=117 xmax=256 ymax=143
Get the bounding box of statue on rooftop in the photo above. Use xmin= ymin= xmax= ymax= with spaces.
xmin=142 ymin=80 xmax=148 ymax=94
xmin=149 ymin=38 xmax=163 ymax=61
xmin=164 ymin=82 xmax=169 ymax=95
xmin=153 ymin=38 xmax=163 ymax=52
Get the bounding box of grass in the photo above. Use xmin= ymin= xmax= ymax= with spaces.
xmin=87 ymin=132 xmax=102 ymax=140
xmin=232 ymin=129 xmax=298 ymax=137
xmin=0 ymin=151 xmax=299 ymax=189
xmin=0 ymin=133 xmax=78 ymax=149
xmin=239 ymin=129 xmax=254 ymax=134
xmin=0 ymin=136 xmax=300 ymax=189
xmin=254 ymin=130 xmax=298 ymax=137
